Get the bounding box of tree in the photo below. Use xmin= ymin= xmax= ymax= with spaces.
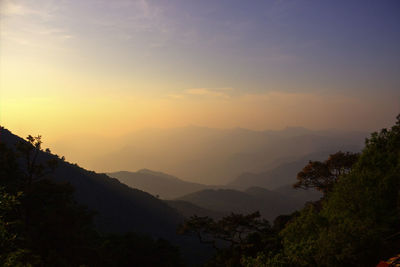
xmin=0 ymin=132 xmax=183 ymax=266
xmin=0 ymin=135 xmax=97 ymax=266
xmin=293 ymin=151 xmax=359 ymax=195
xmin=280 ymin=114 xmax=400 ymax=266
xmin=15 ymin=135 xmax=59 ymax=188
xmin=0 ymin=187 xmax=42 ymax=267
xmin=95 ymin=233 xmax=182 ymax=267
xmin=178 ymin=212 xmax=277 ymax=266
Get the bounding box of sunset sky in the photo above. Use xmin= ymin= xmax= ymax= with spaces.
xmin=1 ymin=0 xmax=399 ymax=141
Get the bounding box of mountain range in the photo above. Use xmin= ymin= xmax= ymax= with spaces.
xmin=0 ymin=127 xmax=215 ymax=264
xmin=0 ymin=127 xmax=182 ymax=238
xmin=108 ymin=169 xmax=215 ymax=199
xmin=228 ymin=151 xmax=340 ymax=190
xmin=108 ymin=169 xmax=321 ymax=221
xmin=0 ymin=125 xmax=361 ymax=264
xmin=54 ymin=126 xmax=367 ymax=184
xmin=176 ymin=186 xmax=320 ymax=221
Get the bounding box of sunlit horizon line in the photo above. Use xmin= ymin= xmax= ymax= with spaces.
xmin=1 ymin=122 xmax=372 ymax=139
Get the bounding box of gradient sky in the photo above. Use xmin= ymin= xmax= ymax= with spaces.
xmin=1 ymin=0 xmax=399 ymax=142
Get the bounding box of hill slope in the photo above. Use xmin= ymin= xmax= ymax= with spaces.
xmin=66 ymin=126 xmax=366 ymax=184
xmin=177 ymin=187 xmax=312 ymax=221
xmin=165 ymin=200 xmax=225 ymax=219
xmin=228 ymin=151 xmax=359 ymax=190
xmin=108 ymin=169 xmax=216 ymax=199
xmin=0 ymin=127 xmax=182 ymax=239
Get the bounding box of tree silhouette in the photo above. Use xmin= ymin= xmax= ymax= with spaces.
xmin=178 ymin=212 xmax=277 ymax=266
xmin=0 ymin=132 xmax=183 ymax=266
xmin=15 ymin=135 xmax=58 ymax=188
xmin=293 ymin=151 xmax=359 ymax=195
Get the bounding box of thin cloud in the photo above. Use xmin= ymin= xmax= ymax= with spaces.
xmin=184 ymin=88 xmax=233 ymax=98
xmin=167 ymin=94 xmax=185 ymax=99
xmin=0 ymin=0 xmax=55 ymax=20
xmin=1 ymin=0 xmax=73 ymax=49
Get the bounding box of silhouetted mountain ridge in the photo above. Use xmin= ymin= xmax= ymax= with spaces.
xmin=108 ymin=170 xmax=218 ymax=199
xmin=82 ymin=127 xmax=366 ymax=184
xmin=0 ymin=127 xmax=181 ymax=238
xmin=228 ymin=150 xmax=360 ymax=190
xmin=0 ymin=127 xmax=217 ymax=264
xmin=176 ymin=186 xmax=318 ymax=221
xmin=165 ymin=200 xmax=225 ymax=219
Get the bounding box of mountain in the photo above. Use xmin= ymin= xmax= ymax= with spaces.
xmin=176 ymin=187 xmax=314 ymax=221
xmin=0 ymin=127 xmax=219 ymax=264
xmin=108 ymin=168 xmax=321 ymax=221
xmin=274 ymin=184 xmax=322 ymax=203
xmin=108 ymin=169 xmax=217 ymax=199
xmin=165 ymin=200 xmax=225 ymax=219
xmin=0 ymin=127 xmax=182 ymax=238
xmin=73 ymin=126 xmax=367 ymax=184
xmin=228 ymin=150 xmax=360 ymax=190
xmin=229 ymin=159 xmax=309 ymax=190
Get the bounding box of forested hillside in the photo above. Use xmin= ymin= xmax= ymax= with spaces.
xmin=177 ymin=187 xmax=310 ymax=221
xmin=180 ymin=115 xmax=400 ymax=266
xmin=0 ymin=127 xmax=213 ymax=266
xmin=83 ymin=127 xmax=365 ymax=184
xmin=0 ymin=128 xmax=185 ymax=266
xmin=1 ymin=116 xmax=398 ymax=266
xmin=108 ymin=169 xmax=216 ymax=199
xmin=0 ymin=127 xmax=181 ymax=237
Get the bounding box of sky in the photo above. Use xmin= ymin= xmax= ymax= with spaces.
xmin=1 ymin=0 xmax=399 ymax=142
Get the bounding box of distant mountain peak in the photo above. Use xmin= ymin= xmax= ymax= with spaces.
xmin=136 ymin=169 xmax=181 ymax=181
xmin=283 ymin=126 xmax=309 ymax=131
xmin=0 ymin=126 xmax=183 ymax=238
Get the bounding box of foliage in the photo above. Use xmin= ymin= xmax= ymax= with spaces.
xmin=293 ymin=151 xmax=359 ymax=195
xmin=179 ymin=211 xmax=278 ymax=266
xmin=0 ymin=187 xmax=40 ymax=267
xmin=2 ymin=115 xmax=399 ymax=266
xmin=94 ymin=233 xmax=182 ymax=267
xmin=279 ymin=114 xmax=400 ymax=266
xmin=220 ymin=114 xmax=400 ymax=267
xmin=15 ymin=135 xmax=59 ymax=187
xmin=241 ymin=251 xmax=291 ymax=267
xmin=0 ymin=134 xmax=183 ymax=267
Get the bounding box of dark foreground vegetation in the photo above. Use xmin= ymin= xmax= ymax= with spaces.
xmin=0 ymin=115 xmax=399 ymax=266
xmin=180 ymin=115 xmax=400 ymax=266
xmin=0 ymin=135 xmax=182 ymax=266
